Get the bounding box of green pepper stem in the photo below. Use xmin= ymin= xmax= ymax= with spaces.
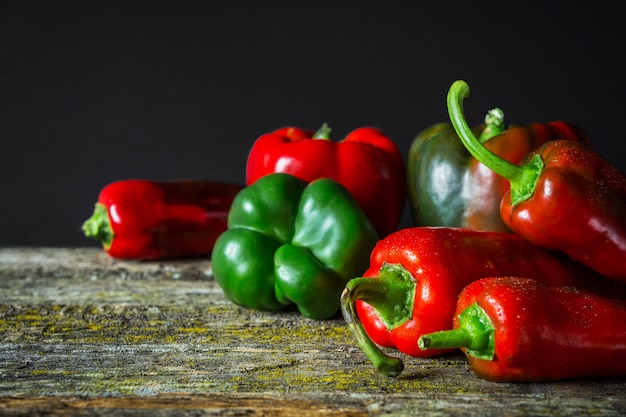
xmin=418 ymin=302 xmax=495 ymax=360
xmin=447 ymin=80 xmax=545 ymax=206
xmin=312 ymin=123 xmax=332 ymax=140
xmin=478 ymin=107 xmax=506 ymax=143
xmin=340 ymin=263 xmax=416 ymax=377
xmin=418 ymin=328 xmax=472 ymax=350
xmin=82 ymin=203 xmax=113 ymax=247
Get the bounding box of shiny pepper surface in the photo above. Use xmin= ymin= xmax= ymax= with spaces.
xmin=419 ymin=277 xmax=626 ymax=382
xmin=246 ymin=124 xmax=406 ymax=237
xmin=408 ymin=111 xmax=588 ymax=232
xmin=211 ymin=173 xmax=379 ymax=320
xmin=340 ymin=227 xmax=626 ymax=376
xmin=448 ymin=80 xmax=626 ymax=282
xmin=82 ymin=179 xmax=242 ymax=260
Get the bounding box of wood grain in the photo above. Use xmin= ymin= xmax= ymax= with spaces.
xmin=1 ymin=248 xmax=625 ymax=416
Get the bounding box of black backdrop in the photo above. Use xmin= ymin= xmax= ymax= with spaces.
xmin=2 ymin=1 xmax=624 ymax=247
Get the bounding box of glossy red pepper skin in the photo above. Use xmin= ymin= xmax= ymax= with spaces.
xmin=499 ymin=140 xmax=626 ymax=281
xmin=82 ymin=180 xmax=243 ymax=260
xmin=465 ymin=121 xmax=588 ymax=231
xmin=342 ymin=227 xmax=626 ymax=376
xmin=447 ymin=80 xmax=626 ymax=282
xmin=422 ymin=277 xmax=626 ymax=382
xmin=245 ymin=125 xmax=406 ymax=237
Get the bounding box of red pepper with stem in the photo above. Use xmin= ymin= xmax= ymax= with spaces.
xmin=340 ymin=227 xmax=626 ymax=377
xmin=245 ymin=124 xmax=406 ymax=237
xmin=418 ymin=277 xmax=626 ymax=382
xmin=448 ymin=80 xmax=626 ymax=281
xmin=82 ymin=179 xmax=243 ymax=260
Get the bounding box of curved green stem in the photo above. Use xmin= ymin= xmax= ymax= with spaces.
xmin=418 ymin=302 xmax=495 ymax=360
xmin=312 ymin=123 xmax=332 ymax=140
xmin=447 ymin=80 xmax=545 ymax=206
xmin=340 ymin=263 xmax=417 ymax=377
xmin=82 ymin=203 xmax=113 ymax=247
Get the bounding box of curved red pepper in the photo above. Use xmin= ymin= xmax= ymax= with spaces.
xmin=419 ymin=277 xmax=626 ymax=382
xmin=82 ymin=179 xmax=243 ymax=260
xmin=245 ymin=124 xmax=406 ymax=237
xmin=340 ymin=227 xmax=626 ymax=376
xmin=448 ymin=80 xmax=626 ymax=282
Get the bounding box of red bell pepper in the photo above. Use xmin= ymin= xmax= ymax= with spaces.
xmin=245 ymin=124 xmax=406 ymax=237
xmin=448 ymin=80 xmax=626 ymax=282
xmin=82 ymin=179 xmax=243 ymax=260
xmin=419 ymin=277 xmax=626 ymax=382
xmin=340 ymin=227 xmax=626 ymax=377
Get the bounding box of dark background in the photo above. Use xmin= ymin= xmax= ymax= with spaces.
xmin=1 ymin=1 xmax=624 ymax=247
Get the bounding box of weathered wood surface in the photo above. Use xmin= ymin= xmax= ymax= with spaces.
xmin=1 ymin=247 xmax=625 ymax=416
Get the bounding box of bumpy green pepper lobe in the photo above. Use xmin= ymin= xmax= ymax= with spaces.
xmin=212 ymin=228 xmax=285 ymax=311
xmin=211 ymin=173 xmax=379 ymax=320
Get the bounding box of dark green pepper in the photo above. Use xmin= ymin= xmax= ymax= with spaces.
xmin=211 ymin=173 xmax=379 ymax=320
xmin=407 ymin=110 xmax=589 ymax=232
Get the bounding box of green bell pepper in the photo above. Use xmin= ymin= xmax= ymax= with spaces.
xmin=211 ymin=173 xmax=379 ymax=320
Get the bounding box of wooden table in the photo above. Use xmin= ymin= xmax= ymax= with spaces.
xmin=1 ymin=248 xmax=625 ymax=416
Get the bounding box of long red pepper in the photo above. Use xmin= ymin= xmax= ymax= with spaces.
xmin=82 ymin=179 xmax=243 ymax=260
xmin=419 ymin=277 xmax=626 ymax=382
xmin=340 ymin=227 xmax=626 ymax=377
xmin=448 ymin=80 xmax=626 ymax=282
